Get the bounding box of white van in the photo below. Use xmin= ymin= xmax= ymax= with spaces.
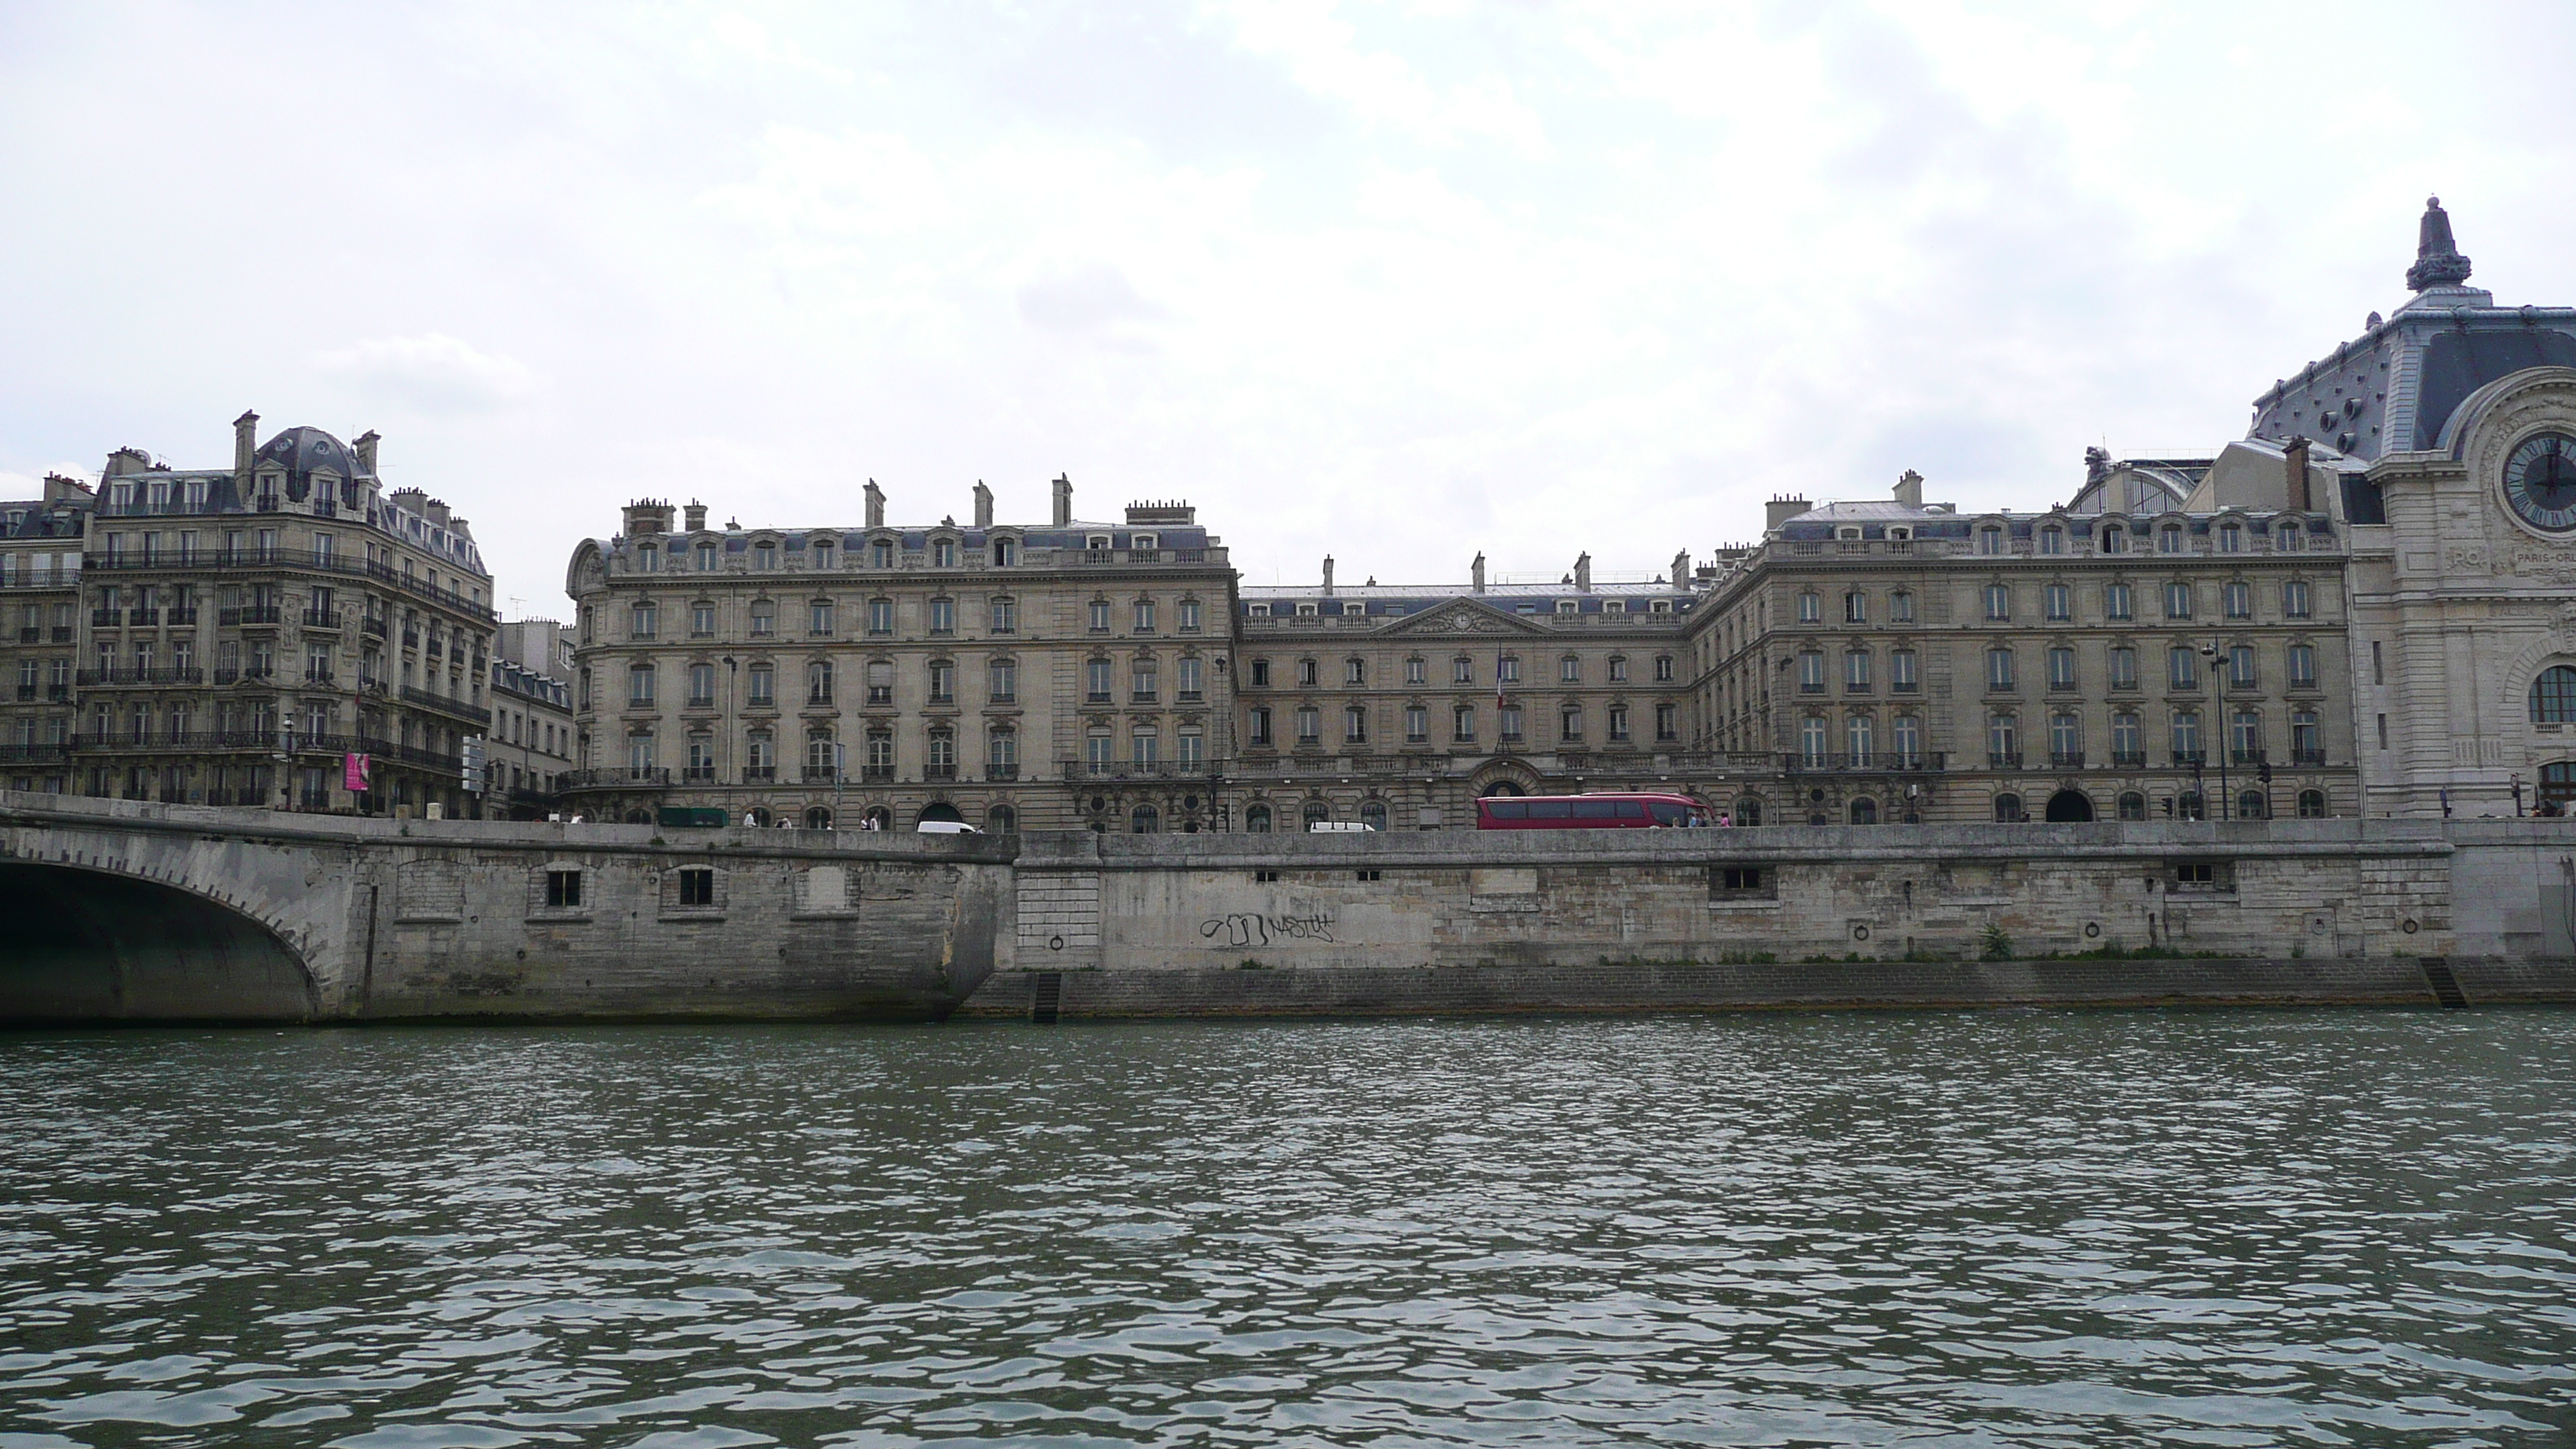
xmin=1307 ymin=820 xmax=1376 ymax=832
xmin=916 ymin=820 xmax=983 ymax=835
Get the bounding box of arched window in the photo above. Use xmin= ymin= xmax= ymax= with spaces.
xmin=2297 ymin=790 xmax=2328 ymax=819
xmin=804 ymin=806 xmax=834 ymax=830
xmin=863 ymin=806 xmax=890 ymax=831
xmin=1245 ymin=803 xmax=1273 ymax=834
xmin=2177 ymin=790 xmax=2204 ymax=821
xmin=1303 ymin=800 xmax=1331 ymax=827
xmin=1798 ymin=591 xmax=1821 ymax=623
xmin=1994 ymin=793 xmax=2026 ymax=823
xmin=2533 ymin=666 xmax=2576 ymax=722
xmin=2238 ymin=790 xmax=2269 ymax=820
xmin=1130 ymin=804 xmax=1159 ymax=834
xmin=1849 ymin=797 xmax=1878 ymax=824
xmin=1843 ymin=590 xmax=1866 ymax=624
xmin=988 ymin=804 xmax=1018 ymax=834
xmin=1360 ymin=799 xmax=1389 ymax=831
xmin=2117 ymin=791 xmax=2146 ymax=821
xmin=1733 ymin=796 xmax=1762 ymax=827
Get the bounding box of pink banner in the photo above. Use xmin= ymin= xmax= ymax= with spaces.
xmin=344 ymin=752 xmax=371 ymax=793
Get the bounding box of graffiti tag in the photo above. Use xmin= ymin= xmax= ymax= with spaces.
xmin=1199 ymin=913 xmax=1336 ymax=947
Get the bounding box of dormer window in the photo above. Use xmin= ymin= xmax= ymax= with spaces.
xmin=1249 ymin=603 xmax=1272 ymax=618
xmin=2219 ymin=522 xmax=2243 ymax=553
xmin=639 ymin=542 xmax=659 ymax=573
xmin=1976 ymin=526 xmax=2005 ymax=555
xmin=871 ymin=537 xmax=894 ymax=569
xmin=754 ymin=542 xmax=777 ymax=570
xmin=814 ymin=540 xmax=834 ymax=569
xmin=991 ymin=536 xmax=1018 ymax=567
xmin=1296 ymin=602 xmax=1318 ymax=616
xmin=1836 ymin=526 xmax=1861 ymax=540
xmin=1888 ymin=526 xmax=1912 ymax=541
xmin=1132 ymin=533 xmax=1156 ymax=551
xmin=933 ymin=538 xmax=957 ymax=567
xmin=1088 ymin=534 xmax=1112 ymax=551
xmin=2159 ymin=525 xmax=2185 ymax=554
xmin=1556 ymin=599 xmax=1578 ymax=615
xmin=2040 ymin=526 xmax=2064 ymax=555
xmin=696 ymin=543 xmax=717 ymax=570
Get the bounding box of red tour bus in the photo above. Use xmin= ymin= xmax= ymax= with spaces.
xmin=1475 ymin=792 xmax=1699 ymax=829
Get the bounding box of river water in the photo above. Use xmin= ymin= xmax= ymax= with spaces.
xmin=2 ymin=1011 xmax=2571 ymax=1447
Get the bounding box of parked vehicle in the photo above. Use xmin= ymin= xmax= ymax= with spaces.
xmin=1475 ymin=793 xmax=1697 ymax=829
xmin=916 ymin=820 xmax=983 ymax=835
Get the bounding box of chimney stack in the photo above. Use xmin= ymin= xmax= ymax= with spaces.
xmin=863 ymin=479 xmax=886 ymax=529
xmin=1052 ymin=473 xmax=1074 ymax=528
xmin=973 ymin=480 xmax=995 ymax=529
xmin=233 ymin=409 xmax=259 ymax=485
xmin=2284 ymin=436 xmax=2312 ymax=511
xmin=1573 ymin=552 xmax=1592 ymax=592
xmin=354 ymin=430 xmax=379 ymax=475
xmin=1764 ymin=495 xmax=1812 ymax=532
xmin=1671 ymin=550 xmax=1690 ymax=589
xmin=1471 ymin=552 xmax=1486 ymax=594
xmin=1893 ymin=468 xmax=1923 ymax=508
xmin=1321 ymin=555 xmax=1335 ymax=594
xmin=683 ymin=500 xmax=707 ymax=533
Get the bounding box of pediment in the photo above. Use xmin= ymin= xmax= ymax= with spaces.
xmin=1382 ymin=598 xmax=1550 ymax=636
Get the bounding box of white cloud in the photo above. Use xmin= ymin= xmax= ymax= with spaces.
xmin=307 ymin=335 xmax=542 ymax=416
xmin=0 ymin=0 xmax=2571 ymax=609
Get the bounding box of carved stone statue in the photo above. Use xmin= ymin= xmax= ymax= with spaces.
xmin=2406 ymin=195 xmax=2474 ymax=292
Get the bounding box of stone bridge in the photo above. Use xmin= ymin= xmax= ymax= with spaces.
xmin=0 ymin=790 xmax=1012 ymax=1023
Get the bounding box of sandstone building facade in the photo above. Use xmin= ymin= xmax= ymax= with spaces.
xmin=0 ymin=415 xmax=502 ymax=817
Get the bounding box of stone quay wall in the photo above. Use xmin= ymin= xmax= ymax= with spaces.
xmin=0 ymin=792 xmax=1012 ymax=1023
xmin=966 ymin=820 xmax=2576 ymax=1016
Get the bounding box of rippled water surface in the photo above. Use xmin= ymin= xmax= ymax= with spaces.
xmin=3 ymin=1012 xmax=2574 ymax=1447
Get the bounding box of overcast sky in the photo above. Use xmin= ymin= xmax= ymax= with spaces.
xmin=4 ymin=1 xmax=2571 ymax=615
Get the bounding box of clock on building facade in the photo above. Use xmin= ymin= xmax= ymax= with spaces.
xmin=2503 ymin=431 xmax=2576 ymax=532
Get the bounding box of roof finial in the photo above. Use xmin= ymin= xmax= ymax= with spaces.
xmin=2406 ymin=194 xmax=2473 ymax=292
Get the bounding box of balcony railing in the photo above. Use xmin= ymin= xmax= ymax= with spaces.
xmin=2110 ymin=751 xmax=2146 ymax=768
xmin=1987 ymin=751 xmax=2023 ymax=769
xmin=83 ymin=547 xmax=498 ymax=621
xmin=925 ymin=762 xmax=958 ymax=781
xmin=76 ymin=667 xmax=205 ymax=687
xmin=2292 ymin=748 xmax=2327 ymax=766
xmin=399 ymin=684 xmax=493 ymax=726
xmin=0 ymin=743 xmax=71 ymax=762
xmin=2172 ymin=751 xmax=2207 ymax=766
xmin=1061 ymin=759 xmax=1225 ymax=781
xmin=560 ymin=767 xmax=673 ymax=790
xmin=742 ymin=765 xmax=776 ymax=783
xmin=302 ymin=608 xmax=342 ymax=630
xmin=2049 ymin=750 xmax=2085 ymax=769
xmin=681 ymin=766 xmax=718 ymax=782
xmin=986 ymin=765 xmax=1018 ymax=782
xmin=221 ymin=605 xmax=284 ymax=627
xmin=860 ymin=765 xmax=894 ymax=783
xmin=1784 ymin=752 xmax=1944 ymax=773
xmin=803 ymin=764 xmax=839 ymax=782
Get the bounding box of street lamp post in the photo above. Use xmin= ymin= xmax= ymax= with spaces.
xmin=276 ymin=716 xmax=298 ymax=811
xmin=2203 ymin=639 xmax=2228 ymax=821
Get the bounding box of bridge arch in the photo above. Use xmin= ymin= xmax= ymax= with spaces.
xmin=0 ymin=860 xmax=317 ymax=1023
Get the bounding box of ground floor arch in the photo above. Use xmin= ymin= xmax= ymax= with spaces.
xmin=2044 ymin=790 xmax=2095 ymax=823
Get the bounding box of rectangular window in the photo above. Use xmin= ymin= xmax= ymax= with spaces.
xmin=929 ymin=598 xmax=955 ymax=634
xmin=1405 ymin=706 xmax=1428 ymax=742
xmin=2378 ymin=712 xmax=2389 ymax=749
xmin=2164 ymin=582 xmax=2193 ymax=619
xmin=2045 ymin=584 xmax=2071 ymax=621
xmin=2170 ymin=647 xmax=2198 ymax=690
xmin=868 ymin=599 xmax=893 ymax=635
xmin=989 ymin=597 xmax=1017 ymax=633
xmin=748 ymin=665 xmax=774 ymax=707
xmin=1984 ymin=584 xmax=2009 ymax=621
xmin=2286 ymin=580 xmax=2314 ymax=619
xmin=2109 ymin=647 xmax=2138 ymax=690
xmin=690 ymin=602 xmax=715 ymax=637
xmin=1249 ymin=659 xmax=1270 ymax=687
xmin=1134 ymin=600 xmax=1156 ymax=632
xmin=1347 ymin=657 xmax=1367 ymax=686
xmin=546 ymin=869 xmax=582 ymax=908
xmin=1985 ymin=649 xmax=2015 ymax=691
xmin=1890 ymin=649 xmax=1917 ymax=693
xmin=2105 ymin=582 xmax=2132 ymax=620
xmin=1089 ymin=601 xmax=1111 ymax=632
xmin=1454 ymin=657 xmax=1473 ymax=685
xmin=1799 ymin=653 xmax=1825 ymax=692
xmin=1249 ymin=707 xmax=1273 ymax=747
xmin=677 ymin=867 xmax=715 ymax=908
xmin=2048 ymin=647 xmax=2077 ymax=689
xmin=2224 ymin=581 xmax=2251 ymax=618
xmin=2370 ymin=639 xmax=2382 ymax=684
xmin=1177 ymin=656 xmax=1203 ymax=701
xmin=989 ymin=659 xmax=1016 ymax=702
xmin=1405 ymin=657 xmax=1427 ymax=685
xmin=1087 ymin=659 xmax=1113 ymax=703
xmin=1179 ymin=600 xmax=1201 ymax=632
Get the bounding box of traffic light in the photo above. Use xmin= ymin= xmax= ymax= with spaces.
xmin=2257 ymin=760 xmax=2273 ymax=783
